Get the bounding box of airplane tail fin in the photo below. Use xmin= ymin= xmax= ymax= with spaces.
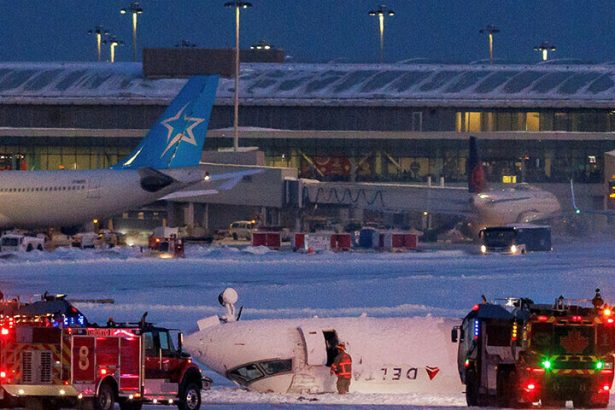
xmin=112 ymin=75 xmax=219 ymax=170
xmin=468 ymin=136 xmax=486 ymax=193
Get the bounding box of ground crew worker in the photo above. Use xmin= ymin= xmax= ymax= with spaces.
xmin=330 ymin=342 xmax=352 ymax=394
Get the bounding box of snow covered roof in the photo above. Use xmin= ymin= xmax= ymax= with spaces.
xmin=3 ymin=61 xmax=615 ymax=108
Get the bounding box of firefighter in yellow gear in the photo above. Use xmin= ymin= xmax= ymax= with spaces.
xmin=330 ymin=342 xmax=352 ymax=394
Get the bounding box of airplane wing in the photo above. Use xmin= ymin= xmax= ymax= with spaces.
xmin=160 ymin=169 xmax=263 ymax=201
xmin=570 ymin=179 xmax=615 ymax=216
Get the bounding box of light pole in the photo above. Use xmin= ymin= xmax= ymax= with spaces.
xmin=368 ymin=4 xmax=395 ymax=63
xmin=120 ymin=2 xmax=144 ymax=62
xmin=534 ymin=41 xmax=556 ymax=61
xmin=225 ymin=0 xmax=252 ymax=152
xmin=479 ymin=24 xmax=500 ymax=64
xmin=87 ymin=25 xmax=109 ymax=62
xmin=104 ymin=35 xmax=124 ymax=63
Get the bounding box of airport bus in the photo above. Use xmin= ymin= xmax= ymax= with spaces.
xmin=479 ymin=224 xmax=551 ymax=254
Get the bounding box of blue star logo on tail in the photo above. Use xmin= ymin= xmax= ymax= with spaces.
xmin=160 ymin=103 xmax=205 ymax=159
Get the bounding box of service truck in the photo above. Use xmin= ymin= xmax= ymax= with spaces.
xmin=452 ymin=291 xmax=615 ymax=407
xmin=0 ymin=315 xmax=205 ymax=410
xmin=0 ymin=233 xmax=45 ymax=252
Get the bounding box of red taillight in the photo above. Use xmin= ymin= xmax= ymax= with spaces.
xmin=571 ymin=315 xmax=582 ymax=322
xmin=527 ymin=383 xmax=536 ymax=390
xmin=1 ymin=328 xmax=9 ymax=336
xmin=99 ymin=368 xmax=107 ymax=376
xmin=602 ymin=384 xmax=610 ymax=391
xmin=472 ymin=304 xmax=479 ymax=311
xmin=608 ymin=318 xmax=614 ymax=324
xmin=0 ymin=371 xmax=6 ymax=378
xmin=537 ymin=315 xmax=548 ymax=322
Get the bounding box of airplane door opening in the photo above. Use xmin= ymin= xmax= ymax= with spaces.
xmin=323 ymin=330 xmax=339 ymax=367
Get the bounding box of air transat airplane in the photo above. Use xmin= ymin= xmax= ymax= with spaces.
xmin=184 ymin=289 xmax=463 ymax=395
xmin=0 ymin=76 xmax=249 ymax=233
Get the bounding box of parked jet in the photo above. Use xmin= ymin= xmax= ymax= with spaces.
xmin=184 ymin=289 xmax=463 ymax=395
xmin=301 ymin=137 xmax=560 ymax=229
xmin=0 ymin=76 xmax=253 ymax=232
xmin=466 ymin=137 xmax=561 ymax=227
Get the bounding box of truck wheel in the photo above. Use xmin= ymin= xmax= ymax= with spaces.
xmin=94 ymin=383 xmax=115 ymax=410
xmin=232 ymin=233 xmax=239 ymax=240
xmin=178 ymin=382 xmax=201 ymax=410
xmin=26 ymin=244 xmax=33 ymax=252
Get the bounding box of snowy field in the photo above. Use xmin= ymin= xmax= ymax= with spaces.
xmin=0 ymin=235 xmax=614 ymax=409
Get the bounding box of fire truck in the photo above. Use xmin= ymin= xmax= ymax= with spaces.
xmin=0 ymin=293 xmax=90 ymax=408
xmin=0 ymin=297 xmax=205 ymax=410
xmin=452 ymin=291 xmax=615 ymax=408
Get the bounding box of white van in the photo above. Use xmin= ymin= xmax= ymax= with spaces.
xmin=229 ymin=221 xmax=256 ymax=240
xmin=0 ymin=233 xmax=45 ymax=252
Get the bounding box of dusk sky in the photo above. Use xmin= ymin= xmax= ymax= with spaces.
xmin=3 ymin=1 xmax=615 ymax=64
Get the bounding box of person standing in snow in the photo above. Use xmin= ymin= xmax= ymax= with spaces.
xmin=330 ymin=342 xmax=352 ymax=394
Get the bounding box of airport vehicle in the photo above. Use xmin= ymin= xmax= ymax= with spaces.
xmin=0 ymin=76 xmax=255 ymax=234
xmin=1 ymin=314 xmax=205 ymax=410
xmin=452 ymin=293 xmax=615 ymax=407
xmin=148 ymin=226 xmax=185 ymax=258
xmin=0 ymin=293 xmax=89 ymax=407
xmin=0 ymin=232 xmax=45 ymax=252
xmin=479 ymin=224 xmax=552 ymax=254
xmin=229 ymin=220 xmax=256 ymax=240
xmin=184 ymin=288 xmax=462 ymax=394
xmin=71 ymin=232 xmax=100 ymax=249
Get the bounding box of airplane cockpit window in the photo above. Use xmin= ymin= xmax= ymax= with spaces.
xmin=227 ymin=359 xmax=293 ymax=386
xmin=227 ymin=363 xmax=264 ymax=385
xmin=260 ymin=359 xmax=292 ymax=375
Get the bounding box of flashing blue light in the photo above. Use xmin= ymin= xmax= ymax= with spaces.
xmin=473 ymin=319 xmax=480 ymax=339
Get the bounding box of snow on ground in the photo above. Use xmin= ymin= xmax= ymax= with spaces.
xmin=0 ymin=236 xmax=614 ymax=408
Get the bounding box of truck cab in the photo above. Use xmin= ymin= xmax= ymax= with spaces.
xmin=452 ymin=302 xmax=516 ymax=406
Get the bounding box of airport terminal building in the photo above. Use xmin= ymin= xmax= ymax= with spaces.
xmin=0 ymin=59 xmax=614 ymax=230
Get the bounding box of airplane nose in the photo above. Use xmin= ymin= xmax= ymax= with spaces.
xmin=184 ymin=324 xmax=239 ymax=376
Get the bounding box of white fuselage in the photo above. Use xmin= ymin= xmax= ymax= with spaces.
xmin=472 ymin=184 xmax=561 ymax=227
xmin=185 ymin=316 xmax=463 ymax=395
xmin=0 ymin=168 xmax=205 ymax=229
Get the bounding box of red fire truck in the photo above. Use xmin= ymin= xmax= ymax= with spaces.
xmin=0 ymin=293 xmax=90 ymax=408
xmin=0 ymin=315 xmax=205 ymax=410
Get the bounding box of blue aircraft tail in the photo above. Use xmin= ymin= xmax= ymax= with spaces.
xmin=112 ymin=76 xmax=219 ymax=170
xmin=468 ymin=136 xmax=486 ymax=193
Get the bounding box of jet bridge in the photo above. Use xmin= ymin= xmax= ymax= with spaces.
xmin=295 ymin=179 xmax=473 ymax=215
xmin=163 ymin=164 xmax=474 ymax=234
